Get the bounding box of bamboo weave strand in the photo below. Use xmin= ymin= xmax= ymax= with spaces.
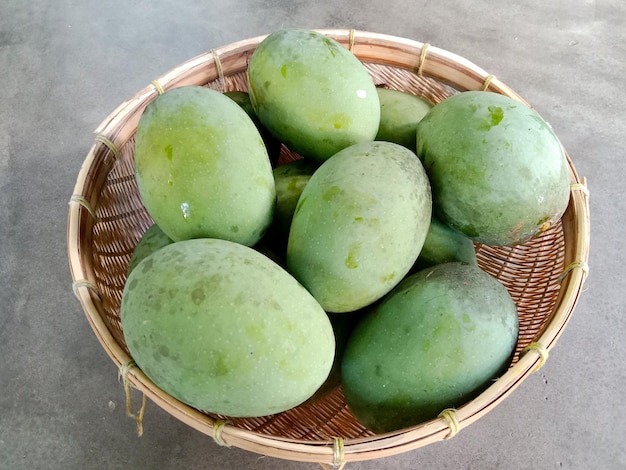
xmin=521 ymin=342 xmax=549 ymax=372
xmin=212 ymin=420 xmax=231 ymax=447
xmin=319 ymin=437 xmax=346 ymax=470
xmin=211 ymin=49 xmax=225 ymax=91
xmin=417 ymin=43 xmax=430 ymax=76
xmin=94 ymin=134 xmax=121 ymax=161
xmin=558 ymin=261 xmax=589 ymax=283
xmin=69 ymin=194 xmax=97 ymax=221
xmin=118 ymin=360 xmax=146 ymax=437
xmin=438 ymin=409 xmax=460 ymax=439
xmin=481 ymin=74 xmax=496 ymax=91
xmin=151 ymin=79 xmax=165 ymax=95
xmin=71 ymin=279 xmax=101 ymax=300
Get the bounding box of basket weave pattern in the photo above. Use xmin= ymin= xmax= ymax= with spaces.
xmin=68 ymin=30 xmax=590 ymax=464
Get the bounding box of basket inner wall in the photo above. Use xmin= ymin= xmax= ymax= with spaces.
xmin=89 ymin=63 xmax=566 ymax=441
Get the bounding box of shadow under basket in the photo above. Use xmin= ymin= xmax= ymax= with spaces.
xmin=67 ymin=30 xmax=590 ymax=466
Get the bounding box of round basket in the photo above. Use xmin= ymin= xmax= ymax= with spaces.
xmin=67 ymin=30 xmax=590 ymax=466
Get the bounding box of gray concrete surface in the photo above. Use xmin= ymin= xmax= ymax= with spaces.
xmin=1 ymin=1 xmax=623 ymax=469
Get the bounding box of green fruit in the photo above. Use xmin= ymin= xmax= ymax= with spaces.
xmin=134 ymin=86 xmax=276 ymax=245
xmin=127 ymin=224 xmax=173 ymax=275
xmin=223 ymin=90 xmax=282 ymax=167
xmin=304 ymin=312 xmax=361 ymax=404
xmin=412 ymin=216 xmax=477 ymax=271
xmin=247 ymin=29 xmax=380 ymax=162
xmin=266 ymin=159 xmax=319 ymax=256
xmin=375 ymin=88 xmax=433 ymax=152
xmin=416 ymin=91 xmax=570 ymax=246
xmin=287 ymin=141 xmax=432 ymax=313
xmin=121 ymin=238 xmax=335 ymax=417
xmin=342 ymin=262 xmax=519 ymax=433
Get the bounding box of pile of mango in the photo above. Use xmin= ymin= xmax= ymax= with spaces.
xmin=121 ymin=29 xmax=570 ymax=433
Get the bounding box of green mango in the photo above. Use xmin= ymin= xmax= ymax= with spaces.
xmin=264 ymin=159 xmax=319 ymax=257
xmin=375 ymin=87 xmax=433 ymax=152
xmin=412 ymin=216 xmax=477 ymax=271
xmin=247 ymin=29 xmax=380 ymax=162
xmin=223 ymin=90 xmax=282 ymax=167
xmin=342 ymin=262 xmax=519 ymax=433
xmin=287 ymin=141 xmax=432 ymax=313
xmin=121 ymin=238 xmax=335 ymax=417
xmin=134 ymin=86 xmax=275 ymax=245
xmin=127 ymin=223 xmax=173 ymax=275
xmin=304 ymin=312 xmax=361 ymax=404
xmin=416 ymin=91 xmax=570 ymax=246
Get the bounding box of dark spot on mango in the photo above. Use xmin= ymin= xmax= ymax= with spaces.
xmin=323 ymin=186 xmax=342 ymax=201
xmin=141 ymin=258 xmax=154 ymax=274
xmin=210 ymin=353 xmax=229 ymax=377
xmin=280 ymin=64 xmax=287 ymax=78
xmin=479 ymin=105 xmax=504 ymax=131
xmin=287 ymin=178 xmax=299 ymax=192
xmin=158 ymin=345 xmax=170 ymax=357
xmin=488 ymin=106 xmax=504 ymax=124
xmin=536 ymin=215 xmax=551 ymax=227
xmin=462 ymin=224 xmax=479 ymax=238
xmin=164 ymin=144 xmax=173 ymax=161
xmin=345 ymin=242 xmax=361 ymax=269
xmin=191 ymin=287 xmax=205 ymax=305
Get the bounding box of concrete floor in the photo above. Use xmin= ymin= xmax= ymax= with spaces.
xmin=1 ymin=1 xmax=623 ymax=469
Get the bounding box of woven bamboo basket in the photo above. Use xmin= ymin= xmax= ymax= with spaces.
xmin=67 ymin=30 xmax=590 ymax=466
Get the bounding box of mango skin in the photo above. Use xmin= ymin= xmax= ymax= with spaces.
xmin=287 ymin=141 xmax=432 ymax=313
xmin=134 ymin=86 xmax=276 ymax=246
xmin=412 ymin=216 xmax=477 ymax=271
xmin=375 ymin=88 xmax=433 ymax=152
xmin=223 ymin=90 xmax=282 ymax=167
xmin=127 ymin=223 xmax=173 ymax=275
xmin=265 ymin=159 xmax=319 ymax=257
xmin=247 ymin=29 xmax=380 ymax=162
xmin=416 ymin=91 xmax=570 ymax=246
xmin=121 ymin=238 xmax=335 ymax=417
xmin=304 ymin=312 xmax=361 ymax=404
xmin=342 ymin=262 xmax=519 ymax=433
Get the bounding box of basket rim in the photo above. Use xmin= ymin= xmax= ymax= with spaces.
xmin=67 ymin=29 xmax=591 ymax=465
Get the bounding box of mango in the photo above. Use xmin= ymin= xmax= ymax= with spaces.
xmin=412 ymin=216 xmax=477 ymax=271
xmin=127 ymin=223 xmax=173 ymax=275
xmin=342 ymin=262 xmax=519 ymax=433
xmin=287 ymin=141 xmax=432 ymax=313
xmin=416 ymin=91 xmax=570 ymax=246
xmin=304 ymin=312 xmax=361 ymax=404
xmin=121 ymin=238 xmax=335 ymax=417
xmin=375 ymin=87 xmax=433 ymax=152
xmin=265 ymin=159 xmax=319 ymax=257
xmin=223 ymin=90 xmax=282 ymax=167
xmin=247 ymin=29 xmax=380 ymax=162
xmin=134 ymin=86 xmax=275 ymax=245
